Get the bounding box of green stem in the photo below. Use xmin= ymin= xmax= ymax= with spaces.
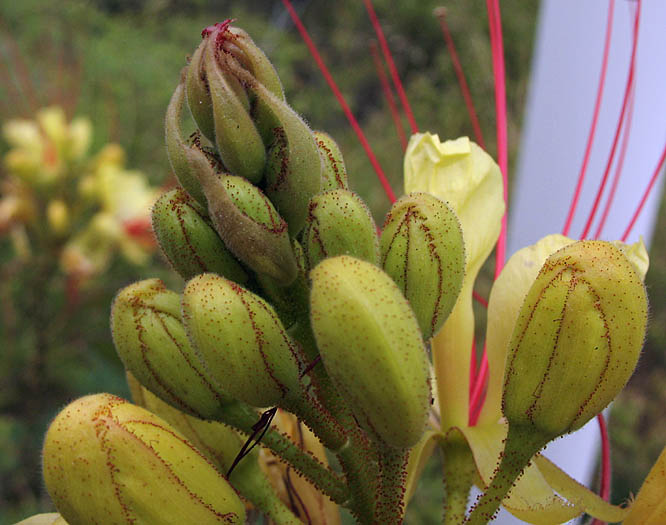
xmin=375 ymin=445 xmax=410 ymax=525
xmin=441 ymin=439 xmax=476 ymax=525
xmin=283 ymin=390 xmax=348 ymax=452
xmin=464 ymin=425 xmax=547 ymax=525
xmin=217 ymin=402 xmax=350 ymax=505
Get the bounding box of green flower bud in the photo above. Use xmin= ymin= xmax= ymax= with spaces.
xmin=303 ymin=189 xmax=379 ymax=270
xmin=139 ymin=388 xmax=300 ymax=525
xmin=201 ymin=32 xmax=266 ymax=183
xmin=165 ymin=80 xmax=208 ymax=207
xmin=314 ymin=130 xmax=348 ymax=191
xmin=503 ymin=240 xmax=648 ymax=440
xmin=380 ymin=192 xmax=465 ymax=340
xmin=152 ymin=188 xmax=248 ymax=283
xmin=43 ymin=394 xmax=245 ymax=524
xmin=182 ymin=273 xmax=303 ymax=408
xmin=310 ymin=256 xmax=430 ymax=448
xmin=198 ymin=163 xmax=298 ymax=284
xmin=261 ymin=101 xmax=322 ymax=235
xmin=111 ymin=278 xmax=232 ymax=419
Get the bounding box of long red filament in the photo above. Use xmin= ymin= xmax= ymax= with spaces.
xmin=369 ymin=41 xmax=408 ymax=151
xmin=562 ymin=0 xmax=616 ymax=237
xmin=580 ymin=0 xmax=641 ymax=239
xmin=590 ymin=413 xmax=612 ymax=525
xmin=434 ymin=7 xmax=486 ymax=150
xmin=594 ymin=74 xmax=636 ymax=239
xmin=487 ymin=0 xmax=508 ymax=280
xmin=468 ymin=349 xmax=488 ymax=426
xmin=281 ymin=0 xmax=396 ymax=203
xmin=467 ymin=0 xmax=508 ymax=423
xmin=362 ymin=0 xmax=419 ymax=134
xmin=621 ymin=140 xmax=666 ymax=242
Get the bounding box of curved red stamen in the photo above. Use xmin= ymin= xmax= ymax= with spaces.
xmin=362 ymin=0 xmax=418 ymax=134
xmin=562 ymin=0 xmax=616 ymax=237
xmin=621 ymin=139 xmax=666 ymax=242
xmin=580 ymin=0 xmax=641 ymax=239
xmin=594 ymin=80 xmax=636 ymax=239
xmin=434 ymin=7 xmax=486 ymax=150
xmin=487 ymin=0 xmax=508 ymax=280
xmin=469 ymin=348 xmax=488 ymax=426
xmin=369 ymin=41 xmax=408 ymax=151
xmin=281 ymin=0 xmax=396 ymax=203
xmin=590 ymin=413 xmax=611 ymax=525
xmin=472 ymin=290 xmax=489 ymax=308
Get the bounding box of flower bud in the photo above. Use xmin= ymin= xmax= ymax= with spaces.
xmin=303 ymin=189 xmax=379 ymax=270
xmin=200 ymin=32 xmax=267 ymax=183
xmin=259 ymin=93 xmax=322 ymax=235
xmin=314 ymin=130 xmax=348 ymax=191
xmin=152 ymin=188 xmax=248 ymax=283
xmin=310 ymin=256 xmax=430 ymax=448
xmin=197 ymin=161 xmax=298 ymax=283
xmin=182 ymin=273 xmax=303 ymax=408
xmin=503 ymin=241 xmax=648 ymax=439
xmin=111 ymin=278 xmax=233 ymax=419
xmin=165 ymin=81 xmax=208 ymax=206
xmin=138 ymin=387 xmax=300 ymax=524
xmin=380 ymin=192 xmax=465 ymax=340
xmin=43 ymin=394 xmax=245 ymax=524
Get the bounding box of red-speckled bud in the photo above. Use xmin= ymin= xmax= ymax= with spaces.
xmin=182 ymin=273 xmax=303 ymax=408
xmin=310 ymin=256 xmax=430 ymax=448
xmin=380 ymin=192 xmax=465 ymax=340
xmin=111 ymin=278 xmax=232 ymax=419
xmin=151 ymin=188 xmax=248 ymax=283
xmin=503 ymin=241 xmax=648 ymax=439
xmin=303 ymin=189 xmax=379 ymax=270
xmin=42 ymin=394 xmax=245 ymax=524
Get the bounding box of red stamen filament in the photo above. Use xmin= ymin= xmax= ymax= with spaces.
xmin=468 ymin=0 xmax=508 ymax=424
xmin=487 ymin=0 xmax=508 ymax=280
xmin=472 ymin=290 xmax=489 ymax=308
xmin=434 ymin=7 xmax=486 ymax=150
xmin=369 ymin=41 xmax=408 ymax=151
xmin=362 ymin=0 xmax=419 ymax=134
xmin=594 ymin=68 xmax=636 ymax=239
xmin=580 ymin=0 xmax=641 ymax=239
xmin=469 ymin=347 xmax=488 ymax=426
xmin=281 ymin=0 xmax=396 ymax=203
xmin=590 ymin=413 xmax=611 ymax=525
xmin=562 ymin=0 xmax=616 ymax=237
xmin=621 ymin=139 xmax=666 ymax=242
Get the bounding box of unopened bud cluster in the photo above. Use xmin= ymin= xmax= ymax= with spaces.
xmin=38 ymin=19 xmax=652 ymax=525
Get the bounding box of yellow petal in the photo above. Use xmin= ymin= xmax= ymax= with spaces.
xmin=534 ymin=455 xmax=629 ymax=523
xmin=404 ymin=133 xmax=504 ymax=274
xmin=458 ymin=420 xmax=633 ymax=524
xmin=14 ymin=513 xmax=68 ymax=525
xmin=405 ymin=429 xmax=442 ymax=503
xmin=623 ymin=445 xmax=666 ymax=525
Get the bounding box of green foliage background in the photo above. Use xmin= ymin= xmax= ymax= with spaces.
xmin=0 ymin=1 xmax=663 ymax=523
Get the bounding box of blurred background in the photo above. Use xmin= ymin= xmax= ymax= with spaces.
xmin=0 ymin=1 xmax=663 ymax=523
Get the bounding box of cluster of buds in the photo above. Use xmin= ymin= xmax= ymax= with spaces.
xmin=1 ymin=107 xmax=158 ymax=284
xmin=33 ymin=20 xmax=662 ymax=525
